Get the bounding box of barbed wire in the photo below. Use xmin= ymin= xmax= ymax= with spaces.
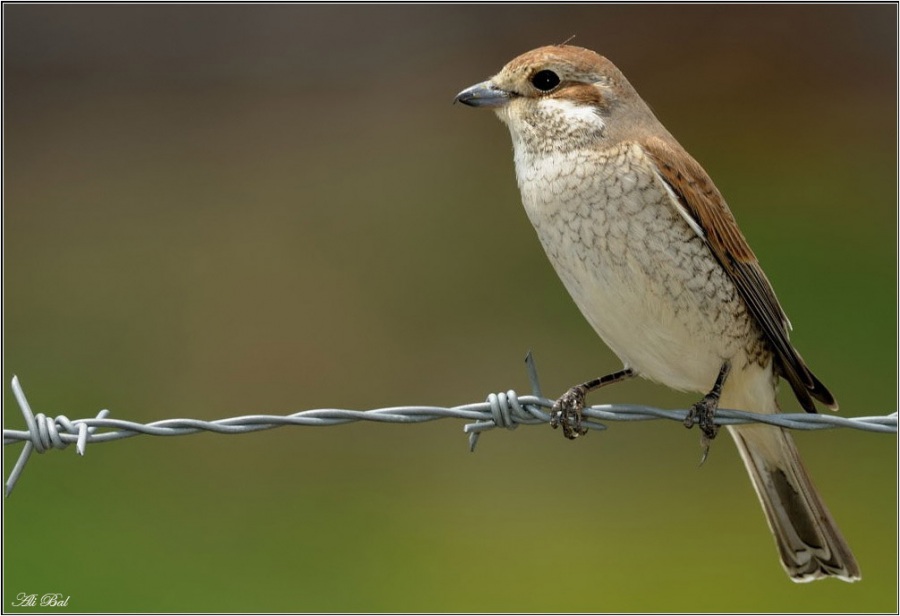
xmin=4 ymin=354 xmax=896 ymax=496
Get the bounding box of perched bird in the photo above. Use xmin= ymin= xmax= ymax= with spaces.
xmin=456 ymin=44 xmax=859 ymax=583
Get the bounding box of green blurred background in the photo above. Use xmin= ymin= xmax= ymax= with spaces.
xmin=4 ymin=4 xmax=896 ymax=612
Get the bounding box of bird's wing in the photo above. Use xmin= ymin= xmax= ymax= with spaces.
xmin=641 ymin=136 xmax=837 ymax=412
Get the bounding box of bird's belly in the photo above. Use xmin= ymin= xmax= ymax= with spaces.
xmin=556 ymin=253 xmax=731 ymax=393
xmin=517 ymin=144 xmax=758 ymax=393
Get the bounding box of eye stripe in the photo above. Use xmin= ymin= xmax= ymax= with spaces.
xmin=550 ymin=83 xmax=606 ymax=109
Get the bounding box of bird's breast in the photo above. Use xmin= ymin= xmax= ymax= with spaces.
xmin=513 ymin=141 xmax=763 ymax=393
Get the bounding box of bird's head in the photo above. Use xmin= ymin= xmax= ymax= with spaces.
xmin=456 ymin=45 xmax=656 ymax=153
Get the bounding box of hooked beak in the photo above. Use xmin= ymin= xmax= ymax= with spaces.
xmin=454 ymin=80 xmax=512 ymax=108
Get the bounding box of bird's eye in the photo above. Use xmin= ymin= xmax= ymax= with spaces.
xmin=531 ymin=69 xmax=560 ymax=92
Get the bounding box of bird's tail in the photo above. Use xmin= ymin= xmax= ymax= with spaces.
xmin=722 ymin=382 xmax=860 ymax=582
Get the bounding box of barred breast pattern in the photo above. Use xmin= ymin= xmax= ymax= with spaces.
xmin=514 ymin=141 xmax=768 ymax=393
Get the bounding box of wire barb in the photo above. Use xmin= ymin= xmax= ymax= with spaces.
xmin=5 ymin=376 xmax=111 ymax=496
xmin=4 ymin=363 xmax=896 ymax=496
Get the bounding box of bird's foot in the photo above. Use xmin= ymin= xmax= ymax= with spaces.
xmin=684 ymin=394 xmax=720 ymax=464
xmin=550 ymin=368 xmax=635 ymax=440
xmin=550 ymin=385 xmax=588 ymax=439
xmin=684 ymin=361 xmax=731 ymax=464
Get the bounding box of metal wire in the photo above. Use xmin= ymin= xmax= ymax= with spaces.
xmin=4 ymin=354 xmax=896 ymax=496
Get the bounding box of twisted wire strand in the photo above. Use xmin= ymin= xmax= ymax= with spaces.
xmin=4 ymin=360 xmax=896 ymax=496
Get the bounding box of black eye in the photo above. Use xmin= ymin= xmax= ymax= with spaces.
xmin=531 ymin=69 xmax=560 ymax=92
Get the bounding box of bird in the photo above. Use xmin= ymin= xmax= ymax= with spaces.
xmin=455 ymin=44 xmax=860 ymax=583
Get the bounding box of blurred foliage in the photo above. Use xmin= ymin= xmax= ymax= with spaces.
xmin=4 ymin=4 xmax=896 ymax=613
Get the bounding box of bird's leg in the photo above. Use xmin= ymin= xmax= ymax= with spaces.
xmin=683 ymin=360 xmax=731 ymax=463
xmin=551 ymin=368 xmax=635 ymax=439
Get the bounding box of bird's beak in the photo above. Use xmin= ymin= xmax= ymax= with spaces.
xmin=454 ymin=80 xmax=511 ymax=108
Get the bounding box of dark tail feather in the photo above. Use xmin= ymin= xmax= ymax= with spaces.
xmin=729 ymin=424 xmax=860 ymax=582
